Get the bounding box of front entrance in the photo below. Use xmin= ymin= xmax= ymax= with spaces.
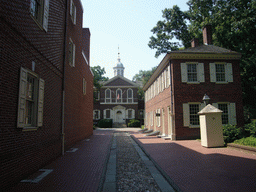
xmin=116 ymin=111 xmax=123 ymax=123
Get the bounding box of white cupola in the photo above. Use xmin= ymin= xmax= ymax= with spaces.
xmin=113 ymin=47 xmax=125 ymax=77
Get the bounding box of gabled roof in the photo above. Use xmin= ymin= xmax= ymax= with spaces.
xmin=102 ymin=75 xmax=139 ymax=87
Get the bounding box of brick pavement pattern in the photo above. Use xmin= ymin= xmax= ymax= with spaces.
xmin=132 ymin=133 xmax=256 ymax=192
xmin=7 ymin=130 xmax=113 ymax=192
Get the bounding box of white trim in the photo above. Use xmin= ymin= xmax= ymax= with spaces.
xmin=82 ymin=50 xmax=89 ymax=65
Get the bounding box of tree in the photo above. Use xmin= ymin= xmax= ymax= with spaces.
xmin=149 ymin=0 xmax=256 ymax=119
xmin=90 ymin=66 xmax=109 ymax=100
xmin=132 ymin=66 xmax=157 ymax=100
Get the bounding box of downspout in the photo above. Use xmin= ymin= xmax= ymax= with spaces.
xmin=61 ymin=0 xmax=69 ymax=155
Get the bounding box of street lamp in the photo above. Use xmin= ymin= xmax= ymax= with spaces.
xmin=202 ymin=94 xmax=210 ymax=105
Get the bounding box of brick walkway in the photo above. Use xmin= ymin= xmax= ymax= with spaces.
xmin=131 ymin=132 xmax=256 ymax=192
xmin=7 ymin=130 xmax=113 ymax=192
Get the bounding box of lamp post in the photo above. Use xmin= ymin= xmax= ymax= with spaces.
xmin=202 ymin=94 xmax=210 ymax=105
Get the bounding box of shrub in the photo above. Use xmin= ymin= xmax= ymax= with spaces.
xmin=244 ymin=120 xmax=256 ymax=137
xmin=128 ymin=119 xmax=140 ymax=127
xmin=141 ymin=125 xmax=145 ymax=129
xmin=98 ymin=119 xmax=113 ymax=128
xmin=223 ymin=124 xmax=243 ymax=144
xmin=234 ymin=136 xmax=256 ymax=147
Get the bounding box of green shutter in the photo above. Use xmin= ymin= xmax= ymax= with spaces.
xmin=226 ymin=63 xmax=233 ymax=83
xmin=210 ymin=63 xmax=216 ymax=82
xmin=37 ymin=78 xmax=44 ymax=127
xmin=17 ymin=68 xmax=27 ymax=128
xmin=183 ymin=103 xmax=189 ymax=126
xmin=198 ymin=63 xmax=205 ymax=83
xmin=229 ymin=103 xmax=237 ymax=125
xmin=181 ymin=63 xmax=187 ymax=82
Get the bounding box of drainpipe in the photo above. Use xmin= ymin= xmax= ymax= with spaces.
xmin=61 ymin=0 xmax=69 ymax=155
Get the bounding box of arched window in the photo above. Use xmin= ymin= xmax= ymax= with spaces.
xmin=127 ymin=88 xmax=133 ymax=103
xmin=105 ymin=89 xmax=111 ymax=103
xmin=116 ymin=89 xmax=122 ymax=103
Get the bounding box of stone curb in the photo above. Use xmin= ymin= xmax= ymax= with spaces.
xmin=130 ymin=134 xmax=182 ymax=192
xmin=97 ymin=133 xmax=115 ymax=192
xmin=227 ymin=143 xmax=256 ymax=153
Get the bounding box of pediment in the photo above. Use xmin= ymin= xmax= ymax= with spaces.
xmin=103 ymin=76 xmax=138 ymax=87
xmin=113 ymin=105 xmax=126 ymax=110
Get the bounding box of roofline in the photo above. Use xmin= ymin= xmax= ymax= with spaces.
xmin=103 ymin=75 xmax=139 ymax=87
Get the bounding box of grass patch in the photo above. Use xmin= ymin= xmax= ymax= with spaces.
xmin=233 ymin=136 xmax=256 ymax=147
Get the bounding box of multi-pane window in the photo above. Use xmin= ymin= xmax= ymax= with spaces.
xmin=17 ymin=67 xmax=44 ymax=128
xmin=30 ymin=0 xmax=49 ymax=31
xmin=218 ymin=104 xmax=229 ymax=124
xmin=94 ymin=91 xmax=100 ymax=100
xmin=116 ymin=89 xmax=122 ymax=103
xmin=189 ymin=104 xmax=200 ymax=126
xmin=216 ymin=64 xmax=226 ymax=82
xmin=93 ymin=110 xmax=100 ymax=120
xmin=70 ymin=0 xmax=76 ymax=24
xmin=105 ymin=89 xmax=111 ymax=103
xmin=69 ymin=39 xmax=75 ymax=67
xmin=187 ymin=64 xmax=197 ymax=82
xmin=127 ymin=89 xmax=133 ymax=103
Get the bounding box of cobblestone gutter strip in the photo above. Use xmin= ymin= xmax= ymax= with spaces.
xmin=130 ymin=134 xmax=182 ymax=192
xmin=97 ymin=133 xmax=115 ymax=192
xmin=227 ymin=143 xmax=256 ymax=153
xmin=116 ymin=132 xmax=162 ymax=192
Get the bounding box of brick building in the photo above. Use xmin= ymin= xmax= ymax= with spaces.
xmin=0 ymin=0 xmax=93 ymax=189
xmin=93 ymin=52 xmax=144 ymax=127
xmin=144 ymin=25 xmax=243 ymax=140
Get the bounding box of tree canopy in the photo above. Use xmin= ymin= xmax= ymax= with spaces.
xmin=90 ymin=66 xmax=109 ymax=91
xmin=148 ymin=0 xmax=256 ymax=119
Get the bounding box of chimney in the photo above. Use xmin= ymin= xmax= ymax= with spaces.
xmin=203 ymin=25 xmax=212 ymax=45
xmin=191 ymin=38 xmax=199 ymax=48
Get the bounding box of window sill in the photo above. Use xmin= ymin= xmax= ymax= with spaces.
xmin=189 ymin=125 xmax=200 ymax=128
xmin=186 ymin=82 xmax=201 ymax=84
xmin=22 ymin=127 xmax=39 ymax=131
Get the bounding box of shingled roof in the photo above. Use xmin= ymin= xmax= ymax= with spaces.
xmin=170 ymin=44 xmax=240 ymax=55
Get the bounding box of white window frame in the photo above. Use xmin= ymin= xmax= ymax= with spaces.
xmin=70 ymin=0 xmax=76 ymax=25
xmin=213 ymin=102 xmax=237 ymax=125
xmin=116 ymin=88 xmax=122 ymax=103
xmin=183 ymin=102 xmax=205 ymax=128
xmin=127 ymin=109 xmax=135 ymax=119
xmin=30 ymin=0 xmax=49 ymax=31
xmin=156 ymin=109 xmax=161 ymax=127
xmin=104 ymin=109 xmax=112 ymax=119
xmin=93 ymin=110 xmax=100 ymax=120
xmin=210 ymin=63 xmax=233 ymax=83
xmin=127 ymin=88 xmax=133 ymax=103
xmin=181 ymin=62 xmax=205 ymax=84
xmin=17 ymin=67 xmax=44 ymax=129
xmin=69 ymin=38 xmax=76 ymax=67
xmin=105 ymin=89 xmax=111 ymax=103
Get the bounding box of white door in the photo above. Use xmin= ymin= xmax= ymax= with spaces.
xmin=116 ymin=111 xmax=124 ymax=123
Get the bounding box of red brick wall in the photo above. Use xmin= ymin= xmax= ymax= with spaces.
xmin=64 ymin=0 xmax=93 ymax=148
xmin=172 ymin=59 xmax=244 ymax=139
xmin=0 ymin=0 xmax=65 ymax=189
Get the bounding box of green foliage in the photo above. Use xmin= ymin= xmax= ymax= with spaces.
xmin=91 ymin=66 xmax=109 ymax=89
xmin=128 ymin=119 xmax=140 ymax=127
xmin=149 ymin=0 xmax=256 ymax=119
xmin=93 ymin=125 xmax=96 ymax=130
xmin=234 ymin=136 xmax=256 ymax=147
xmin=141 ymin=125 xmax=145 ymax=129
xmin=132 ymin=66 xmax=157 ymax=86
xmin=244 ymin=120 xmax=256 ymax=137
xmin=98 ymin=119 xmax=113 ymax=128
xmin=223 ymin=124 xmax=243 ymax=144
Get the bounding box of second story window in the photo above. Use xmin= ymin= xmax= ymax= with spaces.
xmin=70 ymin=0 xmax=76 ymax=25
xmin=127 ymin=89 xmax=133 ymax=103
xmin=187 ymin=64 xmax=197 ymax=82
xmin=105 ymin=89 xmax=111 ymax=103
xmin=116 ymin=89 xmax=122 ymax=103
xmin=69 ymin=39 xmax=75 ymax=67
xmin=216 ymin=64 xmax=226 ymax=82
xmin=30 ymin=0 xmax=50 ymax=31
xmin=210 ymin=63 xmax=233 ymax=83
xmin=181 ymin=63 xmax=205 ymax=83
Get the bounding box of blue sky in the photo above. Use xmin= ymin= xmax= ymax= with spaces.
xmin=81 ymin=0 xmax=189 ymax=80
